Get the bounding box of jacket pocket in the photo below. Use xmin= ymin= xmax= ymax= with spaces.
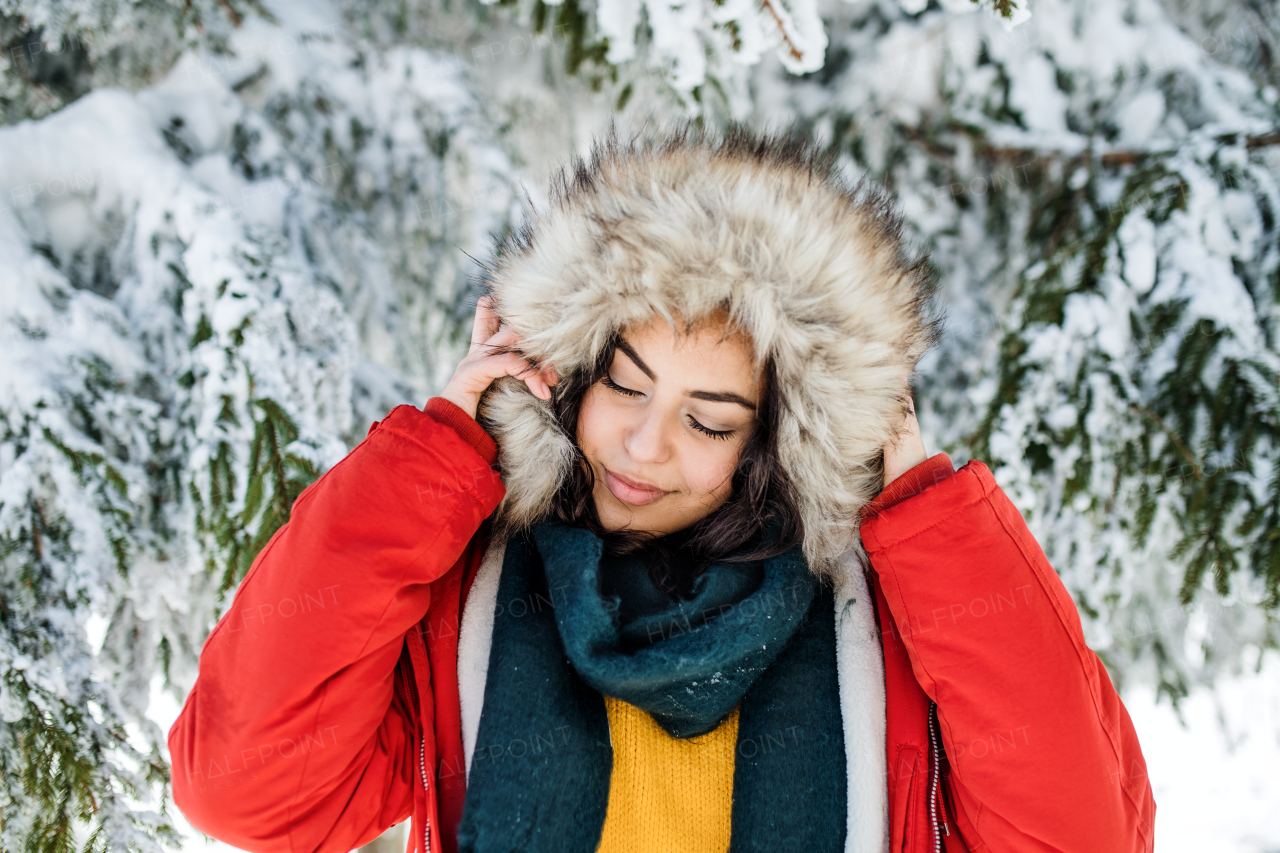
xmin=891 ymin=746 xmax=928 ymax=853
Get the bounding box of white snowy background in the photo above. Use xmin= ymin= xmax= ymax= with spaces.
xmin=0 ymin=0 xmax=1277 ymax=849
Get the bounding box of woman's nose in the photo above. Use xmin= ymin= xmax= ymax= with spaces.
xmin=623 ymin=407 xmax=671 ymax=465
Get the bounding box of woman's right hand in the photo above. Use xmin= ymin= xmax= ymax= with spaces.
xmin=439 ymin=294 xmax=560 ymax=420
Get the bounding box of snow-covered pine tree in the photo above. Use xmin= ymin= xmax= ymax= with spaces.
xmin=336 ymin=0 xmax=1024 ymax=123
xmin=1 ymin=5 xmax=520 ymax=848
xmin=744 ymin=0 xmax=1280 ymax=701
xmin=0 ymin=0 xmax=250 ymax=125
xmin=2 ymin=256 xmax=182 ymax=851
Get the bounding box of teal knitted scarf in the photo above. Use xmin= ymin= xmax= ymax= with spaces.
xmin=456 ymin=518 xmax=847 ymax=853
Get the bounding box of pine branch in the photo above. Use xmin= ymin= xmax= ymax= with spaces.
xmin=758 ymin=0 xmax=805 ymax=62
xmin=984 ymin=128 xmax=1280 ymax=167
xmin=1128 ymin=403 xmax=1204 ymax=481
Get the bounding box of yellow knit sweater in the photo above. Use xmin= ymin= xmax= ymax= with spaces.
xmin=596 ymin=695 xmax=739 ymax=853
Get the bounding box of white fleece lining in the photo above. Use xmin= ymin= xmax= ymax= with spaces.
xmin=455 ymin=537 xmax=890 ymax=851
xmin=832 ymin=547 xmax=890 ymax=853
xmin=458 ymin=534 xmax=508 ymax=779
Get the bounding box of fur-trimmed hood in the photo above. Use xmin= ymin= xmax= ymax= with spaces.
xmin=475 ymin=122 xmax=940 ymax=578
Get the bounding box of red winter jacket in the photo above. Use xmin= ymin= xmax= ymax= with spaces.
xmin=168 ymin=400 xmax=1155 ymax=853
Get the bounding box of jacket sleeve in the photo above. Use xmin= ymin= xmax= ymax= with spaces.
xmin=860 ymin=460 xmax=1155 ymax=853
xmin=167 ymin=402 xmax=505 ymax=853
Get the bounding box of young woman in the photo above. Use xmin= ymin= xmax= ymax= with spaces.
xmin=168 ymin=124 xmax=1155 ymax=853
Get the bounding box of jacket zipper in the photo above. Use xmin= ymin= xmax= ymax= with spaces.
xmin=400 ymin=661 xmax=431 ymax=853
xmin=927 ymin=701 xmax=950 ymax=852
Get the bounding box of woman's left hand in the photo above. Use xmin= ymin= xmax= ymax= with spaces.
xmin=882 ymin=396 xmax=928 ymax=488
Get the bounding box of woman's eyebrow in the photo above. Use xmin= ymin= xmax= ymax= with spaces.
xmin=615 ymin=337 xmax=758 ymax=412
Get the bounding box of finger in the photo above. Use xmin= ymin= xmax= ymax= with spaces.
xmin=482 ymin=328 xmax=556 ymax=377
xmin=469 ymin=295 xmax=502 ymax=355
xmin=511 ymin=354 xmax=544 ymax=382
xmin=475 ymin=323 xmax=522 ymax=355
xmin=528 ymin=361 xmax=557 ymax=393
xmin=475 ymin=325 xmax=556 ymax=397
xmin=520 ymin=355 xmax=555 ymax=398
xmin=502 ymin=352 xmax=551 ymax=399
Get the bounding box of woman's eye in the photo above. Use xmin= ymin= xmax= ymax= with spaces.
xmin=687 ymin=415 xmax=734 ymax=441
xmin=601 ymin=375 xmax=642 ymax=397
xmin=603 ymin=375 xmax=735 ymax=441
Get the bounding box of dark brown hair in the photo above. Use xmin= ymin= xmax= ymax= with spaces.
xmin=546 ymin=317 xmax=805 ymax=598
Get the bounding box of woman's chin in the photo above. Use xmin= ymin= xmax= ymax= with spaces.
xmin=595 ymin=494 xmax=660 ymax=535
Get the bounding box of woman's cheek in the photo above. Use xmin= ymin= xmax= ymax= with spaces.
xmin=575 ymin=388 xmax=610 ymax=455
xmin=686 ymin=451 xmax=738 ymax=498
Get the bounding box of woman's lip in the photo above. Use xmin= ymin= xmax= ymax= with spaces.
xmin=603 ymin=467 xmax=669 ymax=506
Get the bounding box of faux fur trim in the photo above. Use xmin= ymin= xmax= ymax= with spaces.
xmin=475 ymin=121 xmax=940 ymax=580
xmin=457 ymin=536 xmax=891 ymax=853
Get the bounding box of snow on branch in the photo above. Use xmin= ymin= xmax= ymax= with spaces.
xmin=0 ymin=9 xmax=520 ymax=848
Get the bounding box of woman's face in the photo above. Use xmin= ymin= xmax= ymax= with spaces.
xmin=576 ymin=313 xmax=764 ymax=537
